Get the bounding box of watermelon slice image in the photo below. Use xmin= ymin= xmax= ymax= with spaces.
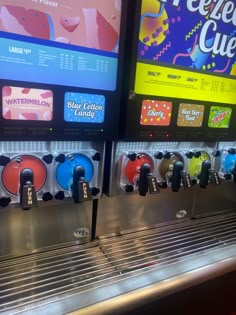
xmin=18 ymin=112 xmax=38 ymax=120
xmin=60 ymin=16 xmax=80 ymax=33
xmin=0 ymin=5 xmax=54 ymax=40
xmin=22 ymin=88 xmax=31 ymax=94
xmin=2 ymin=86 xmax=12 ymax=97
xmin=83 ymin=8 xmax=118 ymax=52
xmin=40 ymin=90 xmax=53 ymax=99
xmin=2 ymin=108 xmax=11 ymax=120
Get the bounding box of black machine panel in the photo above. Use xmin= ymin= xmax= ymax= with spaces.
xmin=123 ymin=0 xmax=236 ymax=141
xmin=0 ymin=0 xmax=127 ymax=140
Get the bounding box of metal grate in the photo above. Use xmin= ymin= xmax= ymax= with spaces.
xmin=100 ymin=213 xmax=236 ymax=273
xmin=0 ymin=212 xmax=236 ymax=314
xmin=0 ymin=244 xmax=119 ymax=313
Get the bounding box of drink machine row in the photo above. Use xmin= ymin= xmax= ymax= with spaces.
xmin=0 ymin=0 xmax=235 ymax=252
xmin=97 ymin=0 xmax=236 ymax=235
xmin=0 ymin=0 xmax=235 ymax=314
xmin=0 ymin=0 xmax=126 ymax=255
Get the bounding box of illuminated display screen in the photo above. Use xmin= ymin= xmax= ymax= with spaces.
xmin=2 ymin=86 xmax=53 ymax=121
xmin=0 ymin=0 xmax=121 ymax=91
xmin=177 ymin=103 xmax=204 ymax=127
xmin=208 ymin=106 xmax=232 ymax=128
xmin=64 ymin=92 xmax=105 ymax=123
xmin=134 ymin=0 xmax=236 ymax=105
xmin=140 ymin=100 xmax=172 ymax=126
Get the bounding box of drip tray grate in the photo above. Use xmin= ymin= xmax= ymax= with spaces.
xmin=0 ymin=212 xmax=236 ymax=314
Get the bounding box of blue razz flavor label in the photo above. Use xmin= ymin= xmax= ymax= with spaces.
xmin=64 ymin=92 xmax=105 ymax=123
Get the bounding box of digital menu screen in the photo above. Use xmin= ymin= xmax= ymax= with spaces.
xmin=0 ymin=0 xmax=121 ymax=91
xmin=0 ymin=0 xmax=124 ymax=140
xmin=134 ymin=0 xmax=236 ymax=105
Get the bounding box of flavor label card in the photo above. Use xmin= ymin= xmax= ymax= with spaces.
xmin=208 ymin=106 xmax=232 ymax=128
xmin=2 ymin=86 xmax=53 ymax=121
xmin=177 ymin=103 xmax=204 ymax=127
xmin=64 ymin=92 xmax=105 ymax=123
xmin=140 ymin=100 xmax=172 ymax=126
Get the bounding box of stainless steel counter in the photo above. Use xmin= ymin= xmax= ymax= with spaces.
xmin=0 ymin=211 xmax=236 ymax=315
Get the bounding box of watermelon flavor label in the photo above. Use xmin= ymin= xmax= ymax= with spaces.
xmin=140 ymin=100 xmax=172 ymax=126
xmin=2 ymin=86 xmax=53 ymax=121
xmin=177 ymin=104 xmax=204 ymax=127
xmin=64 ymin=92 xmax=105 ymax=123
xmin=208 ymin=106 xmax=232 ymax=128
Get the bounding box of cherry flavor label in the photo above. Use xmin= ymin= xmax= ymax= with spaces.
xmin=140 ymin=100 xmax=172 ymax=126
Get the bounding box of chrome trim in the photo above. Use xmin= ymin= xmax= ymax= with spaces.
xmin=0 ymin=212 xmax=236 ymax=315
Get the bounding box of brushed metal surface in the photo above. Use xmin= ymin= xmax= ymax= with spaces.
xmin=68 ymin=256 xmax=236 ymax=315
xmin=0 ymin=140 xmax=106 ymax=258
xmin=192 ymin=181 xmax=236 ymax=217
xmin=0 ymin=212 xmax=236 ymax=315
xmin=96 ymin=192 xmax=195 ymax=237
xmin=0 ymin=202 xmax=92 ymax=258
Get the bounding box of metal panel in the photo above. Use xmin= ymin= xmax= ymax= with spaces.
xmin=96 ymin=193 xmax=194 ymax=237
xmin=0 ymin=203 xmax=92 ymax=258
xmin=0 ymin=212 xmax=236 ymax=315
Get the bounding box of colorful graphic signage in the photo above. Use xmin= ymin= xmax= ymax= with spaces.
xmin=0 ymin=1 xmax=121 ymax=91
xmin=135 ymin=0 xmax=236 ymax=104
xmin=2 ymin=86 xmax=53 ymax=121
xmin=208 ymin=106 xmax=232 ymax=128
xmin=140 ymin=100 xmax=172 ymax=126
xmin=177 ymin=103 xmax=204 ymax=127
xmin=64 ymin=92 xmax=105 ymax=123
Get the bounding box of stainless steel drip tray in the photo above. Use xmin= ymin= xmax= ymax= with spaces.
xmin=0 ymin=213 xmax=236 ymax=315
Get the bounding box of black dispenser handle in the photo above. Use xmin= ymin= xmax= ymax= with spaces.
xmin=171 ymin=161 xmax=191 ymax=191
xmin=209 ymin=169 xmax=221 ymax=185
xmin=138 ymin=163 xmax=159 ymax=196
xmin=232 ymin=165 xmax=236 ymax=183
xmin=19 ymin=168 xmax=38 ymax=210
xmin=138 ymin=163 xmax=150 ymax=196
xmin=171 ymin=161 xmax=183 ymax=192
xmin=72 ymin=166 xmax=92 ymax=203
xmin=199 ymin=160 xmax=211 ymax=188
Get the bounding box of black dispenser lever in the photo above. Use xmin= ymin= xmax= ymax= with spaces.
xmin=209 ymin=169 xmax=221 ymax=185
xmin=171 ymin=161 xmax=192 ymax=192
xmin=171 ymin=161 xmax=183 ymax=192
xmin=231 ymin=165 xmax=236 ymax=183
xmin=199 ymin=160 xmax=211 ymax=188
xmin=138 ymin=163 xmax=159 ymax=196
xmin=19 ymin=168 xmax=38 ymax=210
xmin=72 ymin=166 xmax=92 ymax=203
xmin=171 ymin=160 xmax=192 ymax=192
xmin=181 ymin=170 xmax=192 ymax=190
